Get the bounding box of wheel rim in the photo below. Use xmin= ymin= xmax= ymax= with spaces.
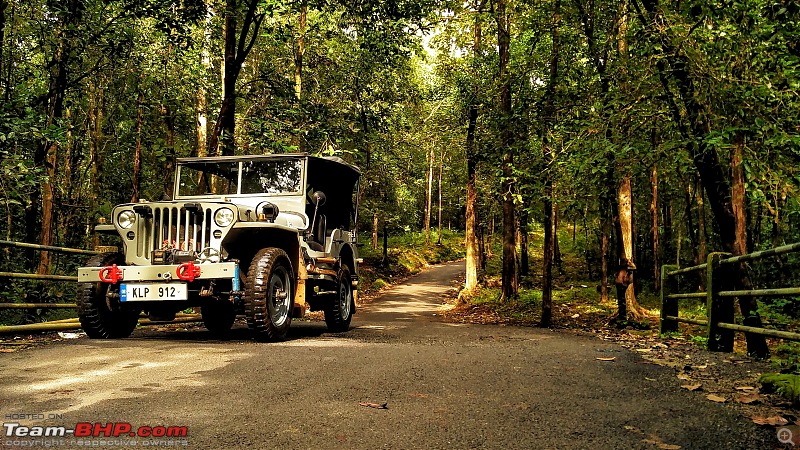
xmin=268 ymin=264 xmax=292 ymax=327
xmin=338 ymin=278 xmax=352 ymax=319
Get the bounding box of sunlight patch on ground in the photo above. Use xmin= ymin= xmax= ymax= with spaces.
xmin=3 ymin=345 xmax=252 ymax=414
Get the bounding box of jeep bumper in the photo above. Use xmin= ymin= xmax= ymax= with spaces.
xmin=78 ymin=262 xmax=238 ymax=283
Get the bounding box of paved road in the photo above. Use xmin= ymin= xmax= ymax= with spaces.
xmin=0 ymin=261 xmax=776 ymax=449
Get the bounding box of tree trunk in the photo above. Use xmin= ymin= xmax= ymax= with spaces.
xmin=210 ymin=0 xmax=238 ymax=156
xmin=651 ymin=164 xmax=660 ymax=291
xmin=293 ymin=4 xmax=306 ymax=151
xmin=730 ymin=133 xmax=768 ymax=356
xmin=600 ymin=218 xmax=610 ymax=302
xmin=382 ymin=222 xmax=389 ymax=268
xmin=87 ymin=81 xmax=103 ymax=247
xmin=437 ymin=148 xmax=443 ymax=244
xmin=615 ymin=175 xmax=645 ymax=321
xmin=294 ymin=5 xmax=306 ymax=101
xmin=685 ymin=181 xmax=698 ymax=265
xmin=424 ymin=144 xmax=433 ymax=244
xmin=131 ymin=90 xmax=144 ymax=203
xmin=196 ymin=9 xmax=212 ymax=157
xmin=497 ymin=0 xmax=517 ymax=300
xmin=519 ymin=213 xmax=528 ymax=278
xmin=464 ymin=12 xmax=481 ymax=292
xmin=208 ymin=0 xmax=265 ymax=157
xmin=478 ymin=224 xmax=487 ymax=271
xmin=553 ymin=203 xmax=561 ymax=268
xmin=161 ymin=103 xmax=176 ymax=196
xmin=539 ymin=0 xmax=560 ymax=325
xmin=696 ymin=178 xmax=706 ymax=262
xmin=372 ymin=212 xmax=379 ymax=251
xmin=0 ymin=0 xmax=6 ymax=100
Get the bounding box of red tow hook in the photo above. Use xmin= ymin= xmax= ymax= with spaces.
xmin=98 ymin=264 xmax=124 ymax=284
xmin=176 ymin=261 xmax=201 ymax=282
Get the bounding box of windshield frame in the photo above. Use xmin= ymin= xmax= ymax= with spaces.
xmin=175 ymin=156 xmax=306 ymax=199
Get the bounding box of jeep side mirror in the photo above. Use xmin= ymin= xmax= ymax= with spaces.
xmin=312 ymin=191 xmax=327 ymax=207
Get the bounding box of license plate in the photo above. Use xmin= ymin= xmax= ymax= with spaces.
xmin=120 ymin=283 xmax=188 ymax=301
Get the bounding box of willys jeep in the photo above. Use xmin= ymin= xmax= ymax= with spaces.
xmin=77 ymin=154 xmax=361 ymax=341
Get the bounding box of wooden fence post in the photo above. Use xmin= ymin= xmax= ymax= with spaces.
xmin=707 ymin=252 xmax=734 ymax=351
xmin=660 ymin=264 xmax=680 ymax=334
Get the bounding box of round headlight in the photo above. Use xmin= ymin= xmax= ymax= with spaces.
xmin=214 ymin=208 xmax=235 ymax=227
xmin=117 ymin=210 xmax=136 ymax=229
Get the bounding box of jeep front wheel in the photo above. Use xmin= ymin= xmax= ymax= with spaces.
xmin=77 ymin=253 xmax=140 ymax=339
xmin=245 ymin=248 xmax=294 ymax=341
xmin=324 ymin=266 xmax=353 ymax=332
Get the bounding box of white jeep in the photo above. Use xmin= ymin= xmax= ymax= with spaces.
xmin=77 ymin=154 xmax=360 ymax=340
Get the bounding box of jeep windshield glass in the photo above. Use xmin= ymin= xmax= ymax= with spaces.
xmin=240 ymin=158 xmax=303 ymax=195
xmin=178 ymin=162 xmax=239 ymax=196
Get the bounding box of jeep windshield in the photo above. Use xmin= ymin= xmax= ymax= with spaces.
xmin=177 ymin=158 xmax=303 ymax=197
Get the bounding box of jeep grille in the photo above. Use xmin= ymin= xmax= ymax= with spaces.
xmin=131 ymin=206 xmax=214 ymax=261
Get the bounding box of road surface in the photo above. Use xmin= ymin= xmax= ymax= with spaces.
xmin=0 ymin=261 xmax=776 ymax=449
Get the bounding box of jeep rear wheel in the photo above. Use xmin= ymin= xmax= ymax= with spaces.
xmin=201 ymin=300 xmax=236 ymax=336
xmin=245 ymin=248 xmax=294 ymax=341
xmin=77 ymin=253 xmax=140 ymax=339
xmin=324 ymin=266 xmax=353 ymax=332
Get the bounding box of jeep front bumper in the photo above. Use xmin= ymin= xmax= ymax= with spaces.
xmin=78 ymin=262 xmax=238 ymax=283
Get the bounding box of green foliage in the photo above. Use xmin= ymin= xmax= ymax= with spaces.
xmin=760 ymin=373 xmax=800 ymax=405
xmin=689 ymin=335 xmax=709 ymax=347
xmin=771 ymin=342 xmax=800 ymax=374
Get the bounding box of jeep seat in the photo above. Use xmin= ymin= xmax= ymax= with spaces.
xmin=308 ymin=214 xmax=326 ymax=252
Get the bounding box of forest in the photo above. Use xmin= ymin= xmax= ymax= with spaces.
xmin=0 ymin=0 xmax=799 ymax=347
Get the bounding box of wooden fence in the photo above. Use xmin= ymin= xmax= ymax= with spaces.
xmin=661 ymin=242 xmax=800 ymax=351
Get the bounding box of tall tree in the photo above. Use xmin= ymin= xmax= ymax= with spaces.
xmin=540 ymin=0 xmax=561 ymax=327
xmin=497 ymin=0 xmax=517 ymax=300
xmin=463 ymin=2 xmax=484 ymax=293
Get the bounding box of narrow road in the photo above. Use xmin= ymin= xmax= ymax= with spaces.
xmin=0 ymin=261 xmax=775 ymax=449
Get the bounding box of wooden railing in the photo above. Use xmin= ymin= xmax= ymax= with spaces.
xmin=0 ymin=239 xmax=105 ymax=309
xmin=661 ymin=242 xmax=800 ymax=351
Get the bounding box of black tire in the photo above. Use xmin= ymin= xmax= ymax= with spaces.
xmin=324 ymin=266 xmax=354 ymax=332
xmin=201 ymin=301 xmax=236 ymax=336
xmin=245 ymin=248 xmax=294 ymax=341
xmin=77 ymin=253 xmax=139 ymax=339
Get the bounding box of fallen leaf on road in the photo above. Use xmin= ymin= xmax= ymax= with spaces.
xmin=359 ymin=402 xmax=388 ymax=409
xmin=681 ymin=384 xmax=702 ymax=391
xmin=596 ymin=357 xmax=616 ymax=361
xmin=636 ymin=348 xmax=652 ymax=353
xmin=736 ymin=393 xmax=761 ymax=404
xmin=706 ymin=394 xmax=726 ymax=403
xmin=752 ymin=416 xmax=788 ymax=426
xmin=677 ymin=373 xmax=691 ymax=381
xmin=624 ymin=425 xmax=643 ymax=434
xmin=735 ymin=386 xmax=755 ymax=391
